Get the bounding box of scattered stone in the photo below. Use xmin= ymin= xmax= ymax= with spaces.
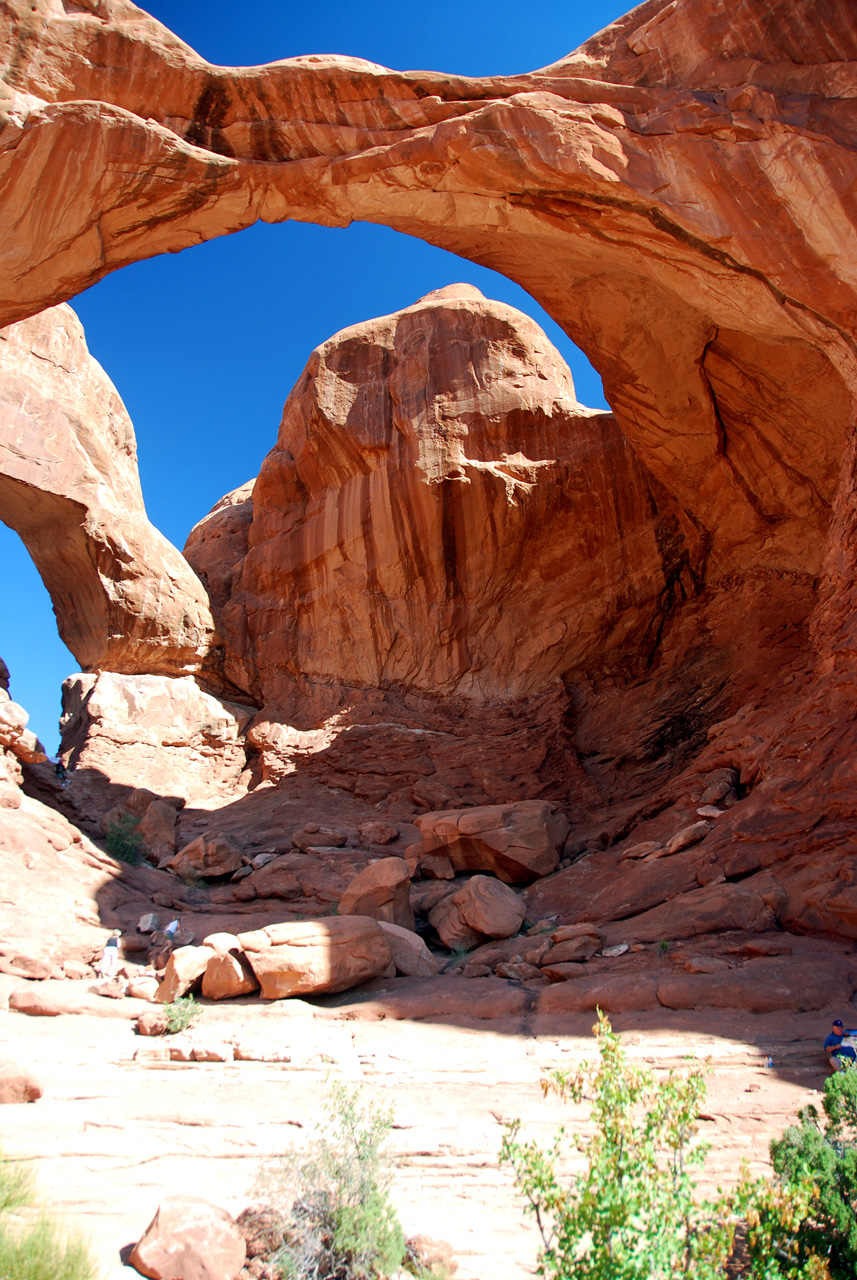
xmin=136 ymin=1010 xmax=169 ymax=1036
xmin=138 ymin=913 xmax=161 ymax=934
xmin=461 ymin=964 xmax=492 ymax=979
xmin=62 ymin=959 xmax=93 ymax=980
xmin=0 ymin=1061 xmax=43 ymax=1103
xmin=664 ymin=822 xmax=711 ymax=856
xmin=292 ymin=826 xmax=346 ymax=853
xmin=127 ymin=975 xmax=160 ymax=1001
xmin=600 ymin=943 xmax=629 ymax=958
xmin=358 ymin=821 xmax=399 ymax=846
xmin=415 ymin=801 xmax=568 ymax=884
xmin=128 ymin=1196 xmax=247 ymax=1280
xmin=621 ymin=841 xmax=661 ymax=861
xmin=495 ymin=961 xmax=542 ymax=982
xmin=696 ymin=806 xmax=724 ymax=819
xmin=683 ymin=956 xmax=732 ymax=974
xmin=235 ymin=1205 xmax=286 ymax=1260
xmin=339 ymin=858 xmax=414 ymax=930
xmin=407 ymin=1235 xmax=458 ymax=1278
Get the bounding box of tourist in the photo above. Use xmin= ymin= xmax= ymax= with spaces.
xmin=99 ymin=929 xmax=122 ymax=980
xmin=824 ymin=1018 xmax=857 ymax=1071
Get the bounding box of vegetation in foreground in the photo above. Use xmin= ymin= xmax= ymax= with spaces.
xmin=256 ymin=1079 xmax=410 ymax=1280
xmin=0 ymin=1149 xmax=96 ymax=1280
xmin=500 ymin=1013 xmax=832 ymax=1280
xmin=162 ymin=993 xmax=203 ymax=1034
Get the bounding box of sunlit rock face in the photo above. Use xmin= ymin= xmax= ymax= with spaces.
xmin=0 ymin=304 xmax=216 ymax=678
xmin=187 ymin=286 xmax=678 ymax=708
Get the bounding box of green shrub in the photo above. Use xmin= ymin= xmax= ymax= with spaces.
xmin=162 ymin=994 xmax=202 ymax=1034
xmin=256 ymin=1079 xmax=405 ymax=1280
xmin=0 ymin=1150 xmax=96 ymax=1280
xmin=500 ymin=1012 xmax=825 ymax=1280
xmin=771 ymin=1067 xmax=857 ymax=1278
xmin=104 ymin=813 xmax=144 ymax=865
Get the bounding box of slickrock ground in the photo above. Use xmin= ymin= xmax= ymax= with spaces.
xmin=0 ymin=984 xmax=839 ymax=1280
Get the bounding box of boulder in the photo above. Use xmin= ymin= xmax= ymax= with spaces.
xmin=291 ymin=827 xmax=346 ymax=852
xmin=243 ymin=918 xmax=392 ymax=998
xmin=377 ymin=921 xmax=440 ymax=977
xmin=139 ymin=800 xmax=179 ymax=863
xmin=339 ymin=858 xmax=414 ymax=930
xmin=129 ymin=1196 xmax=246 ymax=1280
xmin=201 ymin=953 xmax=258 ymax=1000
xmin=358 ymin=821 xmax=399 ymax=846
xmin=411 ymin=881 xmax=457 ymax=917
xmin=429 ymin=876 xmax=526 ymax=950
xmin=0 ymin=1061 xmax=43 ymax=1103
xmin=156 ymin=946 xmax=215 ymax=1003
xmin=202 ymin=933 xmax=243 ymax=955
xmin=172 ymin=836 xmax=243 ymax=879
xmin=416 ymin=802 xmax=567 ymax=884
xmin=664 ymin=822 xmax=711 ymax=856
xmin=246 ymin=863 xmax=302 ymax=901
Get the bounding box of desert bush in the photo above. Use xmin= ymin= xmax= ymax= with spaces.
xmin=162 ymin=993 xmax=202 ymax=1034
xmin=104 ymin=813 xmax=144 ymax=865
xmin=770 ymin=1067 xmax=857 ymax=1278
xmin=500 ymin=1012 xmax=826 ymax=1280
xmin=0 ymin=1149 xmax=96 ymax=1280
xmin=256 ymin=1079 xmax=405 ymax=1280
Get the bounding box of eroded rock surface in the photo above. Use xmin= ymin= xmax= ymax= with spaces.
xmin=0 ymin=306 xmax=216 ymax=677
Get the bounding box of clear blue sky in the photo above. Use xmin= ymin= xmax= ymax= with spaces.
xmin=1 ymin=0 xmax=625 ymax=751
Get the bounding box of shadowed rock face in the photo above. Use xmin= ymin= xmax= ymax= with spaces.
xmin=0 ymin=304 xmax=216 ymax=677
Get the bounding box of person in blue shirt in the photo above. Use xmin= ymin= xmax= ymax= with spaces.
xmin=824 ymin=1018 xmax=857 ymax=1071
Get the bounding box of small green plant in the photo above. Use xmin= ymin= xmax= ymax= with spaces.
xmin=658 ymin=938 xmax=672 ymax=955
xmin=162 ymin=994 xmax=202 ymax=1035
xmin=770 ymin=1067 xmax=857 ymax=1278
xmin=499 ymin=1012 xmax=825 ymax=1280
xmin=104 ymin=813 xmax=144 ymax=866
xmin=256 ymin=1079 xmax=406 ymax=1280
xmin=444 ymin=948 xmax=470 ymax=972
xmin=0 ymin=1149 xmax=96 ymax=1280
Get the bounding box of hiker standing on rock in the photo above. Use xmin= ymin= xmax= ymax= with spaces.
xmin=99 ymin=929 xmax=122 ymax=980
xmin=824 ymin=1018 xmax=857 ymax=1071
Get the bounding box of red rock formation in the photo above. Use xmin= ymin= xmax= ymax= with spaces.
xmin=0 ymin=305 xmax=216 ymax=677
xmin=3 ymin=0 xmax=857 ymax=958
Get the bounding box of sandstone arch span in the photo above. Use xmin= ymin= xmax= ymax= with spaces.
xmin=1 ymin=0 xmax=856 ymax=590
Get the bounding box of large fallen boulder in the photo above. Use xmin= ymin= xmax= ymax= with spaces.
xmin=429 ymin=876 xmax=526 ymax=950
xmin=416 ymin=802 xmax=568 ymax=884
xmin=339 ymin=858 xmax=414 ymax=930
xmin=201 ymin=952 xmax=258 ymax=1000
xmin=129 ymin=1196 xmax=246 ymax=1280
xmin=239 ymin=918 xmax=393 ymax=998
xmin=170 ymin=835 xmax=243 ymax=879
xmin=156 ymin=946 xmax=215 ymax=1003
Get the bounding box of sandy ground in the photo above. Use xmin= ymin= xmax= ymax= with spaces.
xmin=0 ymin=978 xmax=836 ymax=1280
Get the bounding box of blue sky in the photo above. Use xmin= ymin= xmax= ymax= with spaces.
xmin=1 ymin=0 xmax=625 ymax=750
